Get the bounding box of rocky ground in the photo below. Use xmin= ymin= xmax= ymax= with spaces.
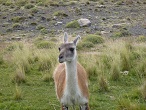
xmin=0 ymin=0 xmax=146 ymax=41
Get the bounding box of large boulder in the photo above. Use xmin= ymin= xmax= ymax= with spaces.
xmin=77 ymin=18 xmax=91 ymax=27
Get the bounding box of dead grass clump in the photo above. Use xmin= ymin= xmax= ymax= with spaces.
xmin=99 ymin=75 xmax=109 ymax=92
xmin=12 ymin=66 xmax=26 ymax=83
xmin=110 ymin=62 xmax=120 ymax=81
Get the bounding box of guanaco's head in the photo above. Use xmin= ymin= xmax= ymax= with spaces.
xmin=58 ymin=32 xmax=80 ymax=63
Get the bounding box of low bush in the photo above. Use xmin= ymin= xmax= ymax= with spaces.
xmin=12 ymin=16 xmax=25 ymax=23
xmin=65 ymin=20 xmax=80 ymax=28
xmin=24 ymin=4 xmax=34 ymax=9
xmin=53 ymin=11 xmax=68 ymax=17
xmin=111 ymin=29 xmax=131 ymax=38
xmin=137 ymin=35 xmax=146 ymax=42
xmin=40 ymin=28 xmax=48 ymax=34
xmin=83 ymin=34 xmax=104 ymax=44
xmin=31 ymin=7 xmax=39 ymax=13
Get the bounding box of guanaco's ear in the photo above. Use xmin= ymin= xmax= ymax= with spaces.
xmin=64 ymin=32 xmax=68 ymax=43
xmin=73 ymin=35 xmax=81 ymax=46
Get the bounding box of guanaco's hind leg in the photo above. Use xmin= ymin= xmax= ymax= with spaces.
xmin=80 ymin=103 xmax=89 ymax=110
xmin=62 ymin=104 xmax=68 ymax=110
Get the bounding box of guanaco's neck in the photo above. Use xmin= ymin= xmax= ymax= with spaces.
xmin=65 ymin=56 xmax=78 ymax=95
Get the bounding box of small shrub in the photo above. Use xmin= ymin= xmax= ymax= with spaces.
xmin=31 ymin=7 xmax=39 ymax=13
xmin=49 ymin=1 xmax=59 ymax=6
xmin=83 ymin=34 xmax=104 ymax=44
xmin=14 ymin=84 xmax=22 ymax=100
xmin=36 ymin=41 xmax=56 ymax=49
xmin=99 ymin=76 xmax=109 ymax=92
xmin=12 ymin=23 xmax=21 ymax=29
xmin=3 ymin=1 xmax=12 ymax=6
xmin=24 ymin=4 xmax=34 ymax=9
xmin=36 ymin=25 xmax=45 ymax=30
xmin=116 ymin=1 xmax=124 ymax=5
xmin=16 ymin=0 xmax=27 ymax=7
xmin=40 ymin=28 xmax=48 ymax=34
xmin=65 ymin=20 xmax=80 ymax=28
xmin=37 ymin=2 xmax=44 ymax=6
xmin=137 ymin=35 xmax=146 ymax=42
xmin=99 ymin=0 xmax=104 ymax=5
xmin=74 ymin=7 xmax=82 ymax=15
xmin=53 ymin=11 xmax=68 ymax=17
xmin=111 ymin=29 xmax=131 ymax=38
xmin=77 ymin=41 xmax=94 ymax=50
xmin=12 ymin=16 xmax=25 ymax=23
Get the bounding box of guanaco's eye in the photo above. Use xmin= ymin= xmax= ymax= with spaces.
xmin=69 ymin=48 xmax=74 ymax=52
xmin=58 ymin=47 xmax=61 ymax=51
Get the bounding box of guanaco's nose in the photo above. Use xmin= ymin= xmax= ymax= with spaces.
xmin=59 ymin=54 xmax=63 ymax=59
xmin=59 ymin=54 xmax=64 ymax=63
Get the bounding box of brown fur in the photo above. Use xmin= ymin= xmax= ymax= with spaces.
xmin=53 ymin=62 xmax=89 ymax=100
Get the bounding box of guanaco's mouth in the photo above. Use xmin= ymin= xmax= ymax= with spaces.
xmin=59 ymin=59 xmax=64 ymax=63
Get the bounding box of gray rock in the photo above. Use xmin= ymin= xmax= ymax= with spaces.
xmin=55 ymin=22 xmax=63 ymax=26
xmin=77 ymin=18 xmax=91 ymax=27
xmin=97 ymin=5 xmax=106 ymax=8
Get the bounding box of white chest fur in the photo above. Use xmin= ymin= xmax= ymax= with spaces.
xmin=61 ymin=60 xmax=88 ymax=106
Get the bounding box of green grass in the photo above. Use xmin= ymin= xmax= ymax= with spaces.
xmin=65 ymin=20 xmax=80 ymax=28
xmin=1 ymin=38 xmax=146 ymax=110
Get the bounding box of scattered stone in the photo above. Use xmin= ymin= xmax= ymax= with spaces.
xmin=101 ymin=31 xmax=110 ymax=35
xmin=53 ymin=16 xmax=57 ymax=20
xmin=120 ymin=71 xmax=129 ymax=75
xmin=55 ymin=22 xmax=63 ymax=26
xmin=97 ymin=5 xmax=106 ymax=8
xmin=77 ymin=18 xmax=91 ymax=27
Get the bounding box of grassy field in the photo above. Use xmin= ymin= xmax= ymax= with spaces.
xmin=0 ymin=35 xmax=146 ymax=110
xmin=0 ymin=0 xmax=146 ymax=109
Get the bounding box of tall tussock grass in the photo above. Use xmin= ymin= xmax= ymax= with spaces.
xmin=12 ymin=65 xmax=26 ymax=83
xmin=98 ymin=75 xmax=109 ymax=92
xmin=11 ymin=41 xmax=58 ymax=83
xmin=14 ymin=84 xmax=23 ymax=100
